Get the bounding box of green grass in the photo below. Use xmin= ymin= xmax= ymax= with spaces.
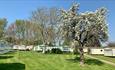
xmin=91 ymin=55 xmax=115 ymax=63
xmin=0 ymin=51 xmax=115 ymax=70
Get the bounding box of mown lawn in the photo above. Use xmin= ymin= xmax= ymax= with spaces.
xmin=0 ymin=51 xmax=115 ymax=70
xmin=91 ymin=55 xmax=115 ymax=63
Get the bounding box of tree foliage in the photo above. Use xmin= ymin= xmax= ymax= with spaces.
xmin=108 ymin=42 xmax=115 ymax=47
xmin=30 ymin=8 xmax=59 ymax=46
xmin=0 ymin=18 xmax=7 ymax=39
xmin=6 ymin=20 xmax=41 ymax=45
xmin=60 ymin=3 xmax=108 ymax=65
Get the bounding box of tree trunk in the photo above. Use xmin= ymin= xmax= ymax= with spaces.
xmin=42 ymin=42 xmax=47 ymax=53
xmin=42 ymin=47 xmax=46 ymax=53
xmin=79 ymin=47 xmax=84 ymax=65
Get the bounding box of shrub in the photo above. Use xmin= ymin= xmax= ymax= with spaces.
xmin=44 ymin=49 xmax=51 ymax=54
xmin=51 ymin=48 xmax=63 ymax=54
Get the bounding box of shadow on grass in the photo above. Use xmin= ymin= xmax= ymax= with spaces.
xmin=66 ymin=57 xmax=104 ymax=65
xmin=0 ymin=63 xmax=25 ymax=70
xmin=0 ymin=56 xmax=13 ymax=59
xmin=0 ymin=50 xmax=16 ymax=56
xmin=3 ymin=50 xmax=16 ymax=55
xmin=85 ymin=59 xmax=103 ymax=65
xmin=106 ymin=56 xmax=115 ymax=58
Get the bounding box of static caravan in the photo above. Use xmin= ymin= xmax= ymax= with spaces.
xmin=13 ymin=45 xmax=31 ymax=51
xmin=33 ymin=45 xmax=45 ymax=51
xmin=18 ymin=45 xmax=26 ymax=50
xmin=33 ymin=45 xmax=74 ymax=53
xmin=13 ymin=45 xmax=19 ymax=50
xmin=104 ymin=48 xmax=115 ymax=56
xmin=90 ymin=48 xmax=104 ymax=55
xmin=26 ymin=45 xmax=33 ymax=50
xmin=13 ymin=45 xmax=26 ymax=50
xmin=83 ymin=47 xmax=88 ymax=53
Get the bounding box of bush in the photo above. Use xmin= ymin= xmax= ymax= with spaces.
xmin=44 ymin=49 xmax=51 ymax=54
xmin=51 ymin=48 xmax=63 ymax=54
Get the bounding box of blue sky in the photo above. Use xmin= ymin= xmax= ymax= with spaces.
xmin=0 ymin=0 xmax=115 ymax=42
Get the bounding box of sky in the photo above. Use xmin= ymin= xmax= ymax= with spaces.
xmin=0 ymin=0 xmax=115 ymax=42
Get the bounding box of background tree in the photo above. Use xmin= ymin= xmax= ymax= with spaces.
xmin=6 ymin=20 xmax=41 ymax=45
xmin=48 ymin=8 xmax=60 ymax=46
xmin=60 ymin=3 xmax=108 ymax=65
xmin=6 ymin=23 xmax=16 ymax=44
xmin=0 ymin=18 xmax=7 ymax=40
xmin=108 ymin=42 xmax=115 ymax=47
xmin=30 ymin=7 xmax=59 ymax=52
xmin=15 ymin=20 xmax=26 ymax=44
